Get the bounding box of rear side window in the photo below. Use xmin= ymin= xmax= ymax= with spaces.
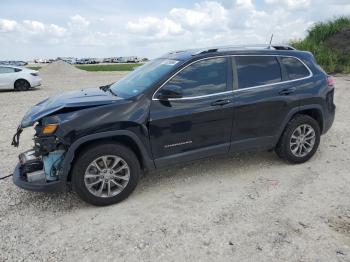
xmin=0 ymin=67 xmax=16 ymax=74
xmin=280 ymin=57 xmax=310 ymax=80
xmin=164 ymin=57 xmax=228 ymax=97
xmin=236 ymin=56 xmax=282 ymax=89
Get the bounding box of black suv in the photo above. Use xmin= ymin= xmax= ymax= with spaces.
xmin=12 ymin=45 xmax=335 ymax=206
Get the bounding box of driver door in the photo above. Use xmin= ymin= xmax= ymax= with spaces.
xmin=149 ymin=57 xmax=234 ymax=167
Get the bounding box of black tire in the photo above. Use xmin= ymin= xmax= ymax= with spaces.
xmin=14 ymin=79 xmax=30 ymax=91
xmin=275 ymin=114 xmax=321 ymax=164
xmin=72 ymin=143 xmax=140 ymax=206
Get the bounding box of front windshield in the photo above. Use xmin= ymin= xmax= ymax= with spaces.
xmin=110 ymin=58 xmax=180 ymax=98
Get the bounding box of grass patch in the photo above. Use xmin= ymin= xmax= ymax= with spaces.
xmin=76 ymin=63 xmax=143 ymax=72
xmin=27 ymin=66 xmax=41 ymax=70
xmin=290 ymin=16 xmax=350 ymax=73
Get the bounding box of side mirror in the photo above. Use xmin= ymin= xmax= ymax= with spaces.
xmin=156 ymin=85 xmax=183 ymax=100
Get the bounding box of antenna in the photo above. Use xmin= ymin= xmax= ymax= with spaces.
xmin=269 ymin=34 xmax=274 ymax=49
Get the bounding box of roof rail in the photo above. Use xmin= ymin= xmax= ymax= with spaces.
xmin=193 ymin=44 xmax=296 ymax=55
xmin=271 ymin=45 xmax=296 ymax=50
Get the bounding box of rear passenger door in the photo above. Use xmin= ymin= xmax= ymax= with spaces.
xmin=230 ymin=55 xmax=307 ymax=152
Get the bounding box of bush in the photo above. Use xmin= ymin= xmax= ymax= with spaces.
xmin=290 ymin=16 xmax=350 ymax=73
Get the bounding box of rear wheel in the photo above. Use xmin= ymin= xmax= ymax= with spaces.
xmin=72 ymin=143 xmax=140 ymax=206
xmin=14 ymin=79 xmax=30 ymax=91
xmin=275 ymin=114 xmax=320 ymax=163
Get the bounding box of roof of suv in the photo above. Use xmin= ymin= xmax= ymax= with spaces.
xmin=162 ymin=44 xmax=308 ymax=61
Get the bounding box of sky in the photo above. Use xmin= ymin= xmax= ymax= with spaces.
xmin=0 ymin=0 xmax=349 ymax=60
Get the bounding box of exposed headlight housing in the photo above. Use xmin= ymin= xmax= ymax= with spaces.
xmin=42 ymin=124 xmax=58 ymax=135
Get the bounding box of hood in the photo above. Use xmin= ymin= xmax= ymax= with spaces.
xmin=21 ymin=87 xmax=122 ymax=127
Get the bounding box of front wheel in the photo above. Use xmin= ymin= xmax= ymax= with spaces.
xmin=72 ymin=143 xmax=140 ymax=206
xmin=275 ymin=115 xmax=321 ymax=163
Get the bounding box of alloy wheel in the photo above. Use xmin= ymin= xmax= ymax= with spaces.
xmin=84 ymin=155 xmax=130 ymax=198
xmin=289 ymin=124 xmax=316 ymax=158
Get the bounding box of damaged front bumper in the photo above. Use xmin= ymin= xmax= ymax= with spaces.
xmin=12 ymin=150 xmax=67 ymax=192
xmin=13 ymin=163 xmax=65 ymax=192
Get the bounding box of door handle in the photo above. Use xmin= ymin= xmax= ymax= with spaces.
xmin=211 ymin=99 xmax=231 ymax=106
xmin=279 ymin=87 xmax=296 ymax=95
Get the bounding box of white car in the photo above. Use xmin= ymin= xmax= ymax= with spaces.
xmin=0 ymin=66 xmax=42 ymax=91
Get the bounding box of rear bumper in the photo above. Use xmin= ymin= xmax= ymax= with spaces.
xmin=13 ymin=162 xmax=65 ymax=192
xmin=322 ymin=106 xmax=335 ymax=135
xmin=28 ymin=76 xmax=42 ymax=88
xmin=30 ymin=78 xmax=42 ymax=88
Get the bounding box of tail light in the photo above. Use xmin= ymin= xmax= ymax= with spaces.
xmin=327 ymin=75 xmax=334 ymax=87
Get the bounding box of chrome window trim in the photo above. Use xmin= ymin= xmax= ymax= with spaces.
xmin=152 ymin=54 xmax=313 ymax=101
xmin=167 ymin=90 xmax=233 ymax=101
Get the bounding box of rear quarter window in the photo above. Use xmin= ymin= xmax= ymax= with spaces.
xmin=235 ymin=56 xmax=282 ymax=89
xmin=280 ymin=57 xmax=310 ymax=80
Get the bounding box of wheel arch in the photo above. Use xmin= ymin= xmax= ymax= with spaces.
xmin=274 ymin=105 xmax=325 ymax=146
xmin=297 ymin=108 xmax=323 ymax=133
xmin=61 ymin=131 xmax=155 ymax=182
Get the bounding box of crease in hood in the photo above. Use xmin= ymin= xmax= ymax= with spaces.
xmin=21 ymin=87 xmax=122 ymax=128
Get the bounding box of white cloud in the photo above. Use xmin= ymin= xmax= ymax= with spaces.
xmin=68 ymin=14 xmax=90 ymax=30
xmin=235 ymin=0 xmax=254 ymax=9
xmin=169 ymin=8 xmax=207 ymax=28
xmin=265 ymin=0 xmax=311 ymax=9
xmin=0 ymin=1 xmax=348 ymax=60
xmin=17 ymin=20 xmax=66 ymax=38
xmin=170 ymin=1 xmax=228 ymax=29
xmin=0 ymin=19 xmax=66 ymax=38
xmin=47 ymin=24 xmax=67 ymax=37
xmin=0 ymin=19 xmax=17 ymax=32
xmin=124 ymin=0 xmax=312 ymax=48
xmin=127 ymin=1 xmax=229 ymax=42
xmin=127 ymin=1 xmax=229 ymax=41
xmin=127 ymin=17 xmax=183 ymax=39
xmin=22 ymin=20 xmax=45 ymax=34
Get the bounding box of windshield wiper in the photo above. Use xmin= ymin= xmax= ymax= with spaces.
xmin=99 ymin=84 xmax=117 ymax=96
xmin=108 ymin=88 xmax=117 ymax=96
xmin=99 ymin=84 xmax=111 ymax=91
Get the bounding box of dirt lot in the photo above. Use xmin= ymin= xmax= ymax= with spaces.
xmin=0 ymin=65 xmax=349 ymax=262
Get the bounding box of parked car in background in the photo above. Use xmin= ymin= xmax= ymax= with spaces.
xmin=57 ymin=57 xmax=77 ymax=64
xmin=103 ymin=58 xmax=113 ymax=63
xmin=13 ymin=61 xmax=28 ymax=66
xmin=0 ymin=66 xmax=41 ymax=91
xmin=0 ymin=61 xmax=28 ymax=66
xmin=34 ymin=59 xmax=52 ymax=64
xmin=75 ymin=58 xmax=87 ymax=64
xmin=75 ymin=58 xmax=99 ymax=64
xmin=11 ymin=44 xmax=335 ymax=206
xmin=88 ymin=58 xmax=100 ymax=64
xmin=116 ymin=56 xmax=140 ymax=63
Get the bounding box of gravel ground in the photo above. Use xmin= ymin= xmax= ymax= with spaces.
xmin=0 ymin=65 xmax=349 ymax=262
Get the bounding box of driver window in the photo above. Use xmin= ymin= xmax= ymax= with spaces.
xmin=162 ymin=57 xmax=228 ymax=98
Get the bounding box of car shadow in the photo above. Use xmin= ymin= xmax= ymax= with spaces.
xmin=136 ymin=151 xmax=283 ymax=191
xmin=5 ymin=151 xmax=284 ymax=212
xmin=0 ymin=88 xmax=41 ymax=93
